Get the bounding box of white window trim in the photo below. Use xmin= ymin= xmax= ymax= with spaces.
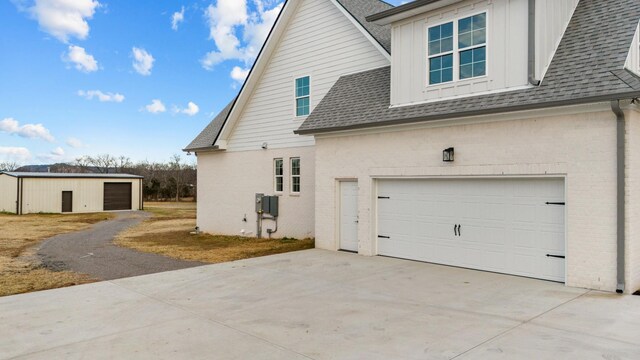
xmin=274 ymin=158 xmax=284 ymax=193
xmin=294 ymin=75 xmax=311 ymax=119
xmin=425 ymin=10 xmax=489 ymax=87
xmin=290 ymin=157 xmax=301 ymax=194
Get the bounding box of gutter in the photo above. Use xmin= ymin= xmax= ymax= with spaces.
xmin=611 ymin=100 xmax=626 ymax=294
xmin=528 ymin=0 xmax=540 ymax=86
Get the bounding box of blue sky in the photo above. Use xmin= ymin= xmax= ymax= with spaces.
xmin=0 ymin=0 xmax=403 ymax=165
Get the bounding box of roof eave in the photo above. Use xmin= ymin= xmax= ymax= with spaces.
xmin=366 ymin=0 xmax=460 ymax=25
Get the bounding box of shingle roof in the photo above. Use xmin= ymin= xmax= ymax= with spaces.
xmin=1 ymin=172 xmax=143 ymax=179
xmin=336 ymin=0 xmax=393 ymax=53
xmin=183 ymin=0 xmax=394 ymax=152
xmin=183 ymin=99 xmax=235 ymax=151
xmin=297 ymin=0 xmax=640 ymax=135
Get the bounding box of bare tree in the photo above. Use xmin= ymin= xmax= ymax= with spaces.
xmin=169 ymin=154 xmax=183 ymax=202
xmin=0 ymin=161 xmax=19 ymax=172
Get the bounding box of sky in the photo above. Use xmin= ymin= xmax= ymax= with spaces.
xmin=0 ymin=0 xmax=404 ymax=166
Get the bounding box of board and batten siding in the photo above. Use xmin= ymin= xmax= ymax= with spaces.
xmin=390 ymin=0 xmax=577 ymax=106
xmin=20 ymin=178 xmax=141 ymax=214
xmin=226 ymin=0 xmax=389 ymax=152
xmin=625 ymin=22 xmax=640 ymax=76
xmin=0 ymin=174 xmax=18 ymax=213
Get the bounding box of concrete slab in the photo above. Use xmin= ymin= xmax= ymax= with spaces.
xmin=2 ymin=249 xmax=640 ymax=359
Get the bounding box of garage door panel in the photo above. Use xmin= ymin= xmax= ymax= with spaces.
xmin=104 ymin=183 xmax=132 ymax=211
xmin=377 ymin=178 xmax=565 ymax=282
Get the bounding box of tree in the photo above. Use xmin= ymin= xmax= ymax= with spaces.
xmin=0 ymin=161 xmax=19 ymax=172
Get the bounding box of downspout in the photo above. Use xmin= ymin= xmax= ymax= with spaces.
xmin=19 ymin=178 xmax=24 ymax=215
xmin=611 ymin=100 xmax=626 ymax=294
xmin=15 ymin=177 xmax=19 ymax=214
xmin=528 ymin=0 xmax=540 ymax=86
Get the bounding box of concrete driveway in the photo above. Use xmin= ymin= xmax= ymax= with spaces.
xmin=1 ymin=250 xmax=639 ymax=359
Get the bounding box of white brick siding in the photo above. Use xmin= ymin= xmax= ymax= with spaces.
xmin=626 ymin=108 xmax=640 ymax=293
xmin=314 ymin=107 xmax=626 ymax=292
xmin=196 ymin=146 xmax=315 ymax=239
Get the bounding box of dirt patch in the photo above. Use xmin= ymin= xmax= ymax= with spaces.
xmin=0 ymin=212 xmax=114 ymax=297
xmin=116 ymin=202 xmax=314 ymax=263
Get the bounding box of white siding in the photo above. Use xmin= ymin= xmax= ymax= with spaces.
xmin=625 ymin=22 xmax=640 ymax=77
xmin=390 ymin=0 xmax=577 ymax=106
xmin=314 ymin=107 xmax=624 ymax=292
xmin=226 ymin=0 xmax=389 ymax=152
xmin=0 ymin=174 xmax=18 ymax=213
xmin=535 ymin=0 xmax=579 ymax=81
xmin=21 ymin=178 xmax=141 ymax=214
xmin=196 ymin=146 xmax=315 ymax=239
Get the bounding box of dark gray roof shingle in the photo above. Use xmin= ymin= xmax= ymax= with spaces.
xmin=297 ymin=0 xmax=640 ymax=134
xmin=184 ymin=0 xmax=394 ymax=151
xmin=336 ymin=0 xmax=393 ymax=53
xmin=184 ymin=99 xmax=234 ymax=151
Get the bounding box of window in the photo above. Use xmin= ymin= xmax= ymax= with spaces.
xmin=290 ymin=157 xmax=300 ymax=193
xmin=428 ymin=22 xmax=454 ymax=84
xmin=427 ymin=12 xmax=487 ymax=85
xmin=274 ymin=158 xmax=283 ymax=192
xmin=295 ymin=76 xmax=310 ymax=117
xmin=458 ymin=13 xmax=486 ymax=79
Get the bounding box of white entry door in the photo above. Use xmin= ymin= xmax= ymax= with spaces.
xmin=377 ymin=178 xmax=565 ymax=282
xmin=340 ymin=181 xmax=359 ymax=252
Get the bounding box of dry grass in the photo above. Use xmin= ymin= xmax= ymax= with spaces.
xmin=116 ymin=202 xmax=314 ymax=263
xmin=0 ymin=212 xmax=114 ymax=297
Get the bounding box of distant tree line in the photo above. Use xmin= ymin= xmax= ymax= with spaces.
xmin=12 ymin=154 xmax=197 ymax=202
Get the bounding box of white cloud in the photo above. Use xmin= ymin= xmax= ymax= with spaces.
xmin=0 ymin=147 xmax=31 ymax=162
xmin=66 ymin=137 xmax=86 ymax=148
xmin=51 ymin=146 xmax=65 ymax=156
xmin=230 ymin=66 xmax=250 ymax=83
xmin=145 ymin=99 xmax=166 ymax=114
xmin=26 ymin=0 xmax=100 ymax=43
xmin=171 ymin=6 xmax=185 ymax=31
xmin=78 ymin=90 xmax=124 ymax=102
xmin=174 ymin=101 xmax=199 ymax=116
xmin=0 ymin=117 xmax=55 ymax=142
xmin=66 ymin=45 xmax=98 ymax=72
xmin=132 ymin=47 xmax=154 ymax=76
xmin=201 ymin=0 xmax=282 ymax=73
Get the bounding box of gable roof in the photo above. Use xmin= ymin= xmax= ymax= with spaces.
xmin=296 ymin=0 xmax=640 ymax=135
xmin=183 ymin=0 xmax=393 ymax=152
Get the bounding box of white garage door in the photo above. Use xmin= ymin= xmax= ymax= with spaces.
xmin=377 ymin=178 xmax=565 ymax=282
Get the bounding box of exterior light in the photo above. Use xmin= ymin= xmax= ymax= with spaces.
xmin=443 ymin=147 xmax=454 ymax=162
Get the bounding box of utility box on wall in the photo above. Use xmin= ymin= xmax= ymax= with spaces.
xmin=261 ymin=195 xmax=279 ymax=217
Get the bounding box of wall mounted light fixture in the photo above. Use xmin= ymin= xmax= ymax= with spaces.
xmin=443 ymin=147 xmax=454 ymax=162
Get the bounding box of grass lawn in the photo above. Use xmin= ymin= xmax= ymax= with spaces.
xmin=0 ymin=212 xmax=115 ymax=297
xmin=115 ymin=202 xmax=314 ymax=263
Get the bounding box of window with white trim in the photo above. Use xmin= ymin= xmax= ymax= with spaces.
xmin=290 ymin=157 xmax=300 ymax=193
xmin=274 ymin=158 xmax=283 ymax=193
xmin=427 ymin=12 xmax=487 ymax=85
xmin=295 ymin=76 xmax=310 ymax=117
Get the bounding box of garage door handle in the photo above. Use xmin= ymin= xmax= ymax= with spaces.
xmin=454 ymin=224 xmax=458 ymax=236
xmin=546 ymin=254 xmax=565 ymax=259
xmin=458 ymin=224 xmax=461 ymax=236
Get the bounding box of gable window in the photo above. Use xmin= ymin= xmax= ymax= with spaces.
xmin=295 ymin=76 xmax=310 ymax=117
xmin=274 ymin=158 xmax=284 ymax=192
xmin=290 ymin=157 xmax=300 ymax=193
xmin=427 ymin=12 xmax=487 ymax=85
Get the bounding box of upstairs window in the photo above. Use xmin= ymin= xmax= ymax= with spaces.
xmin=295 ymin=76 xmax=310 ymax=117
xmin=427 ymin=12 xmax=487 ymax=85
xmin=428 ymin=22 xmax=453 ymax=85
xmin=458 ymin=13 xmax=486 ymax=79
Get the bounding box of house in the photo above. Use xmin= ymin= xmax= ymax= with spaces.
xmin=186 ymin=0 xmax=640 ymax=294
xmin=0 ymin=172 xmax=143 ymax=214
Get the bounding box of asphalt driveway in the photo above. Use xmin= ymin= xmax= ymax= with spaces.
xmin=1 ymin=249 xmax=639 ymax=359
xmin=37 ymin=211 xmax=203 ymax=280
